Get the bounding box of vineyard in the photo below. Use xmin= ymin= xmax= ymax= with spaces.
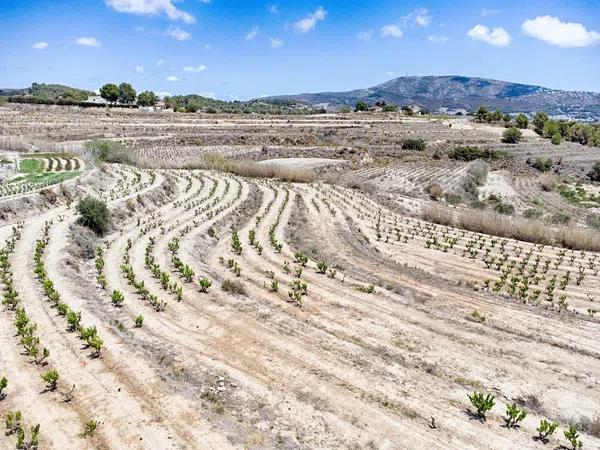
xmin=0 ymin=104 xmax=599 ymax=449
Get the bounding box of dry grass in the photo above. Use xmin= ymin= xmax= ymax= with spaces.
xmin=183 ymin=154 xmax=316 ymax=183
xmin=539 ymin=173 xmax=558 ymax=192
xmin=0 ymin=136 xmax=72 ymax=153
xmin=422 ymin=204 xmax=600 ymax=252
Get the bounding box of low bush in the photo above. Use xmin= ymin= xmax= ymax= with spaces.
xmin=502 ymin=127 xmax=524 ymax=144
xmin=221 ymin=278 xmax=246 ymax=295
xmin=401 ymin=139 xmax=426 ymax=151
xmin=531 ymin=158 xmax=553 ymax=172
xmin=550 ymin=212 xmax=571 ymax=225
xmin=447 ymin=146 xmax=505 ymax=161
xmin=76 ymin=196 xmax=110 ymax=235
xmin=424 ymin=182 xmax=444 ymax=200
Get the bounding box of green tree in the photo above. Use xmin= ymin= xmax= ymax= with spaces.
xmin=76 ymin=196 xmax=111 ymax=235
xmin=475 ymin=105 xmax=488 ymax=122
xmin=543 ymin=120 xmax=561 ymax=139
xmin=137 ymin=90 xmax=158 ymax=107
xmin=492 ymin=110 xmax=503 ymax=122
xmin=502 ymin=127 xmax=523 ymax=144
xmin=533 ymin=111 xmax=549 ymax=135
xmin=515 ymin=113 xmax=529 ymax=129
xmin=382 ymin=104 xmax=398 ymax=112
xmin=401 ymin=105 xmax=413 ymax=116
xmin=185 ymin=101 xmax=200 ymax=113
xmin=118 ymin=82 xmax=136 ymax=104
xmin=99 ymin=83 xmax=119 ymax=104
xmin=355 ymin=100 xmax=369 ymax=112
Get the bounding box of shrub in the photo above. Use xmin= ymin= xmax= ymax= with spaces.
xmin=198 ymin=277 xmax=212 ymax=293
xmin=493 ymin=202 xmax=515 ymax=215
xmin=515 ymin=113 xmax=529 ymax=129
xmin=564 ymin=425 xmax=583 ymax=449
xmin=551 ymin=133 xmax=562 ymax=145
xmin=425 ymin=183 xmax=443 ymax=200
xmin=468 ymin=392 xmax=495 ymax=420
xmin=504 ymin=403 xmax=526 ymax=428
xmin=531 ymin=158 xmax=553 ymax=172
xmin=536 ymin=419 xmax=558 ymax=443
xmin=539 ymin=173 xmax=557 ymax=192
xmin=502 ymin=127 xmax=523 ymax=144
xmin=586 ymin=213 xmax=600 ymax=229
xmin=550 ymin=212 xmax=571 ymax=225
xmin=523 ymin=208 xmax=543 ymax=219
xmin=41 ymin=370 xmax=59 ymax=391
xmin=402 ymin=139 xmax=426 ymax=151
xmin=81 ymin=419 xmax=100 ymax=438
xmin=221 ymin=279 xmax=245 ymax=295
xmin=76 ymin=196 xmax=110 ymax=235
xmin=135 ymin=315 xmax=144 ymax=328
xmin=0 ymin=376 xmax=6 ymax=400
xmin=589 ymin=161 xmax=600 ymax=182
xmin=447 ymin=146 xmax=504 ymax=161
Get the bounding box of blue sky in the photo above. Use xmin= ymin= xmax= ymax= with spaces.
xmin=0 ymin=0 xmax=599 ymax=100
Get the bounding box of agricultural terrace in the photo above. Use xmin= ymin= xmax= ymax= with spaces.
xmin=0 ymin=103 xmax=599 ymax=449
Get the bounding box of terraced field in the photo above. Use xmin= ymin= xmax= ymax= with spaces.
xmin=0 ymin=104 xmax=599 ymax=450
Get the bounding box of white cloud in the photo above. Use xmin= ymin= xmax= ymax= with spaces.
xmin=105 ymin=0 xmax=195 ymax=24
xmin=32 ymin=41 xmax=48 ymax=50
xmin=269 ymin=37 xmax=284 ymax=48
xmin=75 ymin=37 xmax=102 ymax=47
xmin=380 ymin=25 xmax=403 ymax=38
xmin=166 ymin=75 xmax=179 ymax=81
xmin=157 ymin=59 xmax=165 ymax=66
xmin=200 ymin=91 xmax=216 ymax=99
xmin=165 ymin=26 xmax=191 ymax=41
xmin=204 ymin=43 xmax=211 ymax=50
xmin=428 ymin=35 xmax=449 ymax=44
xmin=268 ymin=4 xmax=279 ymax=14
xmin=402 ymin=8 xmax=431 ymax=27
xmin=481 ymin=9 xmax=500 ymax=17
xmin=199 ymin=0 xmax=210 ymax=3
xmin=521 ymin=15 xmax=600 ymax=48
xmin=135 ymin=64 xmax=144 ymax=73
xmin=387 ymin=71 xmax=395 ymax=77
xmin=183 ymin=64 xmax=207 ymax=72
xmin=467 ymin=24 xmax=511 ymax=47
xmin=294 ymin=6 xmax=327 ymax=33
xmin=357 ymin=30 xmax=372 ymax=41
xmin=245 ymin=26 xmax=259 ymax=40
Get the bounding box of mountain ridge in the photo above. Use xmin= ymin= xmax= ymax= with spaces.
xmin=259 ymin=75 xmax=600 ymax=120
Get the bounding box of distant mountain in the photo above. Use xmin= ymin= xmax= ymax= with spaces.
xmin=0 ymin=83 xmax=94 ymax=102
xmin=260 ymin=76 xmax=600 ymax=120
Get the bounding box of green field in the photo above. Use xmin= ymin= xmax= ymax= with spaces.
xmin=19 ymin=158 xmax=44 ymax=174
